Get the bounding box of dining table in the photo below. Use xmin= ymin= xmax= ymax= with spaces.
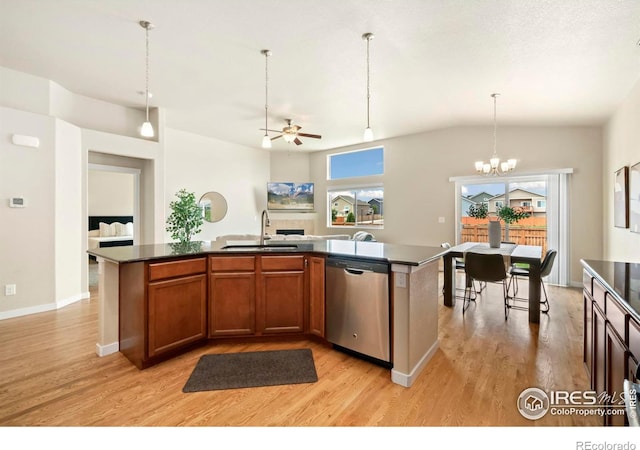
xmin=442 ymin=242 xmax=543 ymax=323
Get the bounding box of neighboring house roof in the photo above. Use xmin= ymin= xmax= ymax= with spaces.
xmin=331 ymin=195 xmax=369 ymax=207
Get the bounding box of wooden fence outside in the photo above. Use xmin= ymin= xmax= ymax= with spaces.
xmin=461 ymin=223 xmax=547 ymax=255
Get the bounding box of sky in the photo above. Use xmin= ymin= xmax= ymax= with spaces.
xmin=329 ymin=147 xmax=383 ymax=180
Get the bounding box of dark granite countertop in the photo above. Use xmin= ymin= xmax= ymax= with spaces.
xmin=87 ymin=239 xmax=447 ymax=267
xmin=581 ymin=259 xmax=640 ymax=322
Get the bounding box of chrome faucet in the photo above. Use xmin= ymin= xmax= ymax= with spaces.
xmin=260 ymin=209 xmax=270 ymax=246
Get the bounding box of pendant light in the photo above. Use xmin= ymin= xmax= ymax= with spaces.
xmin=139 ymin=20 xmax=154 ymax=138
xmin=261 ymin=49 xmax=272 ymax=148
xmin=362 ymin=32 xmax=374 ymax=142
xmin=474 ymin=93 xmax=516 ymax=176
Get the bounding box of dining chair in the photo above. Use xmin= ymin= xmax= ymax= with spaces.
xmin=507 ymin=249 xmax=557 ymax=314
xmin=441 ymin=243 xmax=484 ymax=299
xmin=462 ymin=251 xmax=510 ymax=319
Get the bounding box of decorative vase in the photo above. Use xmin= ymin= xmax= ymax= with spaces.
xmin=488 ymin=220 xmax=501 ymax=248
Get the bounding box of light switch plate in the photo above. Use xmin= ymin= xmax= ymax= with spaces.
xmin=395 ymin=273 xmax=407 ymax=288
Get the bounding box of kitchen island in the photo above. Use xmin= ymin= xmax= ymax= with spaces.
xmin=88 ymin=239 xmax=446 ymax=387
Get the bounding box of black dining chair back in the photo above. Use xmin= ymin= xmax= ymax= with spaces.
xmin=462 ymin=251 xmax=509 ymax=318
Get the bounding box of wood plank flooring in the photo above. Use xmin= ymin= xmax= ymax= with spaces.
xmin=0 ymin=276 xmax=600 ymax=427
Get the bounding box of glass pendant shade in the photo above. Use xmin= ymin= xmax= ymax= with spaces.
xmin=141 ymin=121 xmax=154 ymax=138
xmin=261 ymin=134 xmax=272 ymax=148
xmin=363 ymin=127 xmax=373 ymax=142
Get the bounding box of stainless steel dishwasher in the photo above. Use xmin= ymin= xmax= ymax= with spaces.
xmin=325 ymin=256 xmax=391 ymax=366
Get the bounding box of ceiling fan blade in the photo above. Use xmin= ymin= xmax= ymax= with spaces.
xmin=259 ymin=128 xmax=284 ymax=133
xmin=297 ymin=133 xmax=322 ymax=139
xmin=271 ymin=135 xmax=283 ymax=141
xmin=294 ymin=137 xmax=303 ymax=145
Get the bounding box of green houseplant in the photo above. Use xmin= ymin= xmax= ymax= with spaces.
xmin=166 ymin=189 xmax=203 ymax=244
xmin=467 ymin=203 xmax=530 ymax=248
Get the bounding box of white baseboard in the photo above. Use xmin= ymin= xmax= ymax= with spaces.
xmin=0 ymin=291 xmax=91 ymax=321
xmin=96 ymin=341 xmax=119 ymax=357
xmin=391 ymin=339 xmax=439 ymax=387
xmin=0 ymin=302 xmax=56 ymax=320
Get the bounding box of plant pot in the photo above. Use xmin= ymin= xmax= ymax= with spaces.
xmin=488 ymin=221 xmax=501 ymax=248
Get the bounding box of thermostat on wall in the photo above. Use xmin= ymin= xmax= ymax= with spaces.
xmin=9 ymin=197 xmax=25 ymax=208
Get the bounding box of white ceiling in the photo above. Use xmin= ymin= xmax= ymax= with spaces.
xmin=1 ymin=0 xmax=639 ymax=151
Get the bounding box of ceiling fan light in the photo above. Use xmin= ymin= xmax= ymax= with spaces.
xmin=141 ymin=121 xmax=154 ymax=138
xmin=261 ymin=134 xmax=272 ymax=148
xmin=363 ymin=127 xmax=374 ymax=142
xmin=283 ymin=133 xmax=296 ymax=143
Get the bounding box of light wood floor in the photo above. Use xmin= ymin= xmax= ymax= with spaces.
xmin=0 ymin=275 xmax=600 ymax=427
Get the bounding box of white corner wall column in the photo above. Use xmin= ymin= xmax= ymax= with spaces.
xmin=390 ymin=259 xmax=439 ymax=387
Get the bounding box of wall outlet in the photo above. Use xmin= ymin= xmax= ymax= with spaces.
xmin=5 ymin=284 xmax=16 ymax=296
xmin=438 ymin=216 xmax=445 ymax=223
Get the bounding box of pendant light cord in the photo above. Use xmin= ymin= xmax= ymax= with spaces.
xmin=366 ymin=35 xmax=371 ymax=129
xmin=145 ymin=23 xmax=150 ymax=122
xmin=264 ymin=51 xmax=269 ymax=133
xmin=492 ymin=93 xmax=498 ymax=158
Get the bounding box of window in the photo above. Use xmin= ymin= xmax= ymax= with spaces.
xmin=495 ymin=200 xmax=504 ymax=209
xmin=327 ymin=147 xmax=384 ymax=229
xmin=329 ymin=188 xmax=384 ymax=228
xmin=537 ymin=200 xmax=546 ymax=208
xmin=521 ymin=201 xmax=531 ymax=207
xmin=328 ymin=147 xmax=383 ymax=179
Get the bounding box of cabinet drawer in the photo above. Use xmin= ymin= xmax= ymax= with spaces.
xmin=148 ymin=257 xmax=206 ymax=281
xmin=593 ymin=279 xmax=606 ymax=312
xmin=605 ymin=294 xmax=627 ymax=342
xmin=583 ymin=270 xmax=593 ymax=295
xmin=210 ymin=256 xmax=255 ymax=272
xmin=630 ymin=318 xmax=640 ymax=361
xmin=261 ymin=255 xmax=305 ymax=271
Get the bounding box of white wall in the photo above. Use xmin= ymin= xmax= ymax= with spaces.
xmin=55 ymin=119 xmax=84 ymax=305
xmin=309 ymin=125 xmax=603 ymax=284
xmin=0 ymin=107 xmax=54 ymax=318
xmin=88 ymin=170 xmax=135 ymax=216
xmin=164 ymin=128 xmax=271 ymax=242
xmin=603 ymin=78 xmax=640 ymax=262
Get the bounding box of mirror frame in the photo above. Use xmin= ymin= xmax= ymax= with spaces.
xmin=199 ymin=191 xmax=228 ymax=223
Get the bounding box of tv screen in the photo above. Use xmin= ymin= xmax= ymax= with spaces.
xmin=267 ymin=182 xmax=314 ymax=211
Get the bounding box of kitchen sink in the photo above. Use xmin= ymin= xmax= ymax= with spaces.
xmin=221 ymin=244 xmax=299 ymax=251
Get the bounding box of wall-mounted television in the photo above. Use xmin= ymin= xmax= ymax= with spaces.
xmin=267 ymin=182 xmax=314 ymax=212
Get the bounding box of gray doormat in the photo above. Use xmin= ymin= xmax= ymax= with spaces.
xmin=182 ymin=348 xmax=318 ymax=392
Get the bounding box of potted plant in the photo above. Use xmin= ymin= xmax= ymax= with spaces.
xmin=467 ymin=203 xmax=530 ymax=247
xmin=166 ymin=189 xmax=203 ymax=245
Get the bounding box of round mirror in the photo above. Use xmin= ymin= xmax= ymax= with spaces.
xmin=199 ymin=191 xmax=228 ymax=223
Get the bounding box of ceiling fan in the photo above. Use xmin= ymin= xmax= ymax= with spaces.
xmin=260 ymin=119 xmax=322 ymax=145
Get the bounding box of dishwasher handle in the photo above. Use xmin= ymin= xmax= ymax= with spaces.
xmin=344 ymin=267 xmax=373 ymax=275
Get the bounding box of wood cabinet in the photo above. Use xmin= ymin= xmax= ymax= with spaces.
xmin=209 ymin=256 xmax=256 ymax=336
xmin=308 ymin=255 xmax=325 ymax=337
xmin=258 ymin=255 xmax=305 ymax=334
xmin=120 ymin=257 xmax=208 ymax=369
xmin=209 ymin=254 xmax=310 ymax=337
xmin=119 ymin=251 xmax=328 ymax=369
xmin=582 ymin=265 xmax=640 ymax=426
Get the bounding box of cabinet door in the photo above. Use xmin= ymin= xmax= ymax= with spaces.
xmin=308 ymin=256 xmax=326 ymax=337
xmin=583 ymin=291 xmax=593 ymax=382
xmin=593 ymin=302 xmax=606 ymax=397
xmin=148 ymin=274 xmax=207 ymax=358
xmin=209 ymin=272 xmax=256 ymax=336
xmin=260 ymin=271 xmax=305 ymax=334
xmin=605 ymin=323 xmax=628 ymax=426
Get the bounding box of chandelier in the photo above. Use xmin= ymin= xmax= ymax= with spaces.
xmin=475 ymin=93 xmax=516 ymax=175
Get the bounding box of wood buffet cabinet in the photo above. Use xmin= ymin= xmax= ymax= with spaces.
xmin=119 ymin=253 xmax=326 ymax=369
xmin=582 ymin=260 xmax=640 ymax=426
